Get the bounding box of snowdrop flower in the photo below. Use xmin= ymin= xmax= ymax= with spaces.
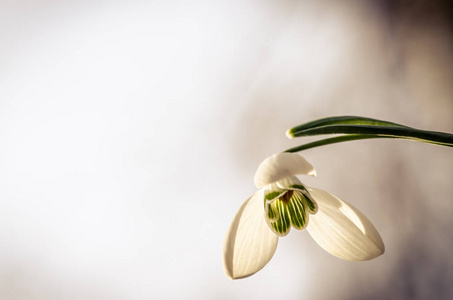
xmin=223 ymin=153 xmax=384 ymax=279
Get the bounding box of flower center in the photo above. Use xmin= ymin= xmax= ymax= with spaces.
xmin=280 ymin=190 xmax=293 ymax=204
xmin=264 ymin=185 xmax=318 ymax=237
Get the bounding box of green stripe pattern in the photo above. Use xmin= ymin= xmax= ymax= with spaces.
xmin=264 ymin=189 xmax=318 ymax=237
xmin=290 ymin=184 xmax=318 ymax=214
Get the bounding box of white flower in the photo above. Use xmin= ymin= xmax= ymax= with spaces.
xmin=223 ymin=153 xmax=385 ymax=280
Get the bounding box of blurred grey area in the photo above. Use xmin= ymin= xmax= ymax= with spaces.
xmin=0 ymin=0 xmax=452 ymax=299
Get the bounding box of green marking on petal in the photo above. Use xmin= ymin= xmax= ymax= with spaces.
xmin=289 ymin=184 xmax=306 ymax=190
xmin=295 ymin=192 xmax=311 ymax=228
xmin=304 ymin=196 xmax=317 ymax=214
xmin=263 ymin=183 xmax=286 ymax=205
xmin=270 ymin=200 xmax=291 ymax=236
xmin=265 ymin=201 xmax=279 ymax=222
xmin=286 ymin=197 xmax=306 ymax=229
xmin=266 ymin=190 xmax=312 ymax=236
xmin=263 ymin=180 xmax=320 ymax=236
xmin=291 ymin=184 xmax=318 ymax=214
xmin=264 ymin=191 xmax=284 ymax=202
xmin=300 ymin=190 xmax=318 ymax=214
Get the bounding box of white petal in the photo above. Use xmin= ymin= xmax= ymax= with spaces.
xmin=223 ymin=189 xmax=279 ymax=279
xmin=254 ymin=153 xmax=316 ymax=188
xmin=275 ymin=176 xmax=303 ymax=189
xmin=306 ymin=187 xmax=384 ymax=261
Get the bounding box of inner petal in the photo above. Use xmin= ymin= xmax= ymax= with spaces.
xmin=265 ymin=190 xmax=311 ymax=236
xmin=276 ymin=177 xmax=318 ymax=215
xmin=288 ymin=192 xmax=308 ymax=230
xmin=270 ymin=200 xmax=291 ymax=236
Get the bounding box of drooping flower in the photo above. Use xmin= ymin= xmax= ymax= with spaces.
xmin=223 ymin=153 xmax=385 ymax=280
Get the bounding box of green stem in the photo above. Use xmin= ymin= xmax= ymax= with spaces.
xmin=283 ymin=135 xmax=388 ymax=153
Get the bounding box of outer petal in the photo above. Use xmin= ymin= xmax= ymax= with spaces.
xmin=306 ymin=187 xmax=384 ymax=261
xmin=254 ymin=153 xmax=316 ymax=188
xmin=223 ymin=189 xmax=279 ymax=279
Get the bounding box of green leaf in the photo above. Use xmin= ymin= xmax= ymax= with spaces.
xmin=284 ymin=116 xmax=453 ymax=152
xmin=291 ymin=125 xmax=453 ymax=145
xmin=286 ymin=116 xmax=408 ymax=138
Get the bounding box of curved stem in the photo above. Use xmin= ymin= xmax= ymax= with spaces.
xmin=284 ymin=135 xmax=388 ymax=153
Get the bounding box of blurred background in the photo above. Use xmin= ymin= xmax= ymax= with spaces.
xmin=1 ymin=0 xmax=452 ymax=299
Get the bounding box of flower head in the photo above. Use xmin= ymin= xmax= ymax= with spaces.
xmin=223 ymin=153 xmax=385 ymax=279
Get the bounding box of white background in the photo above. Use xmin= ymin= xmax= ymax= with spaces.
xmin=1 ymin=0 xmax=452 ymax=299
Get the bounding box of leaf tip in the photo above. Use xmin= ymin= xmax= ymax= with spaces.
xmin=286 ymin=129 xmax=295 ymax=139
